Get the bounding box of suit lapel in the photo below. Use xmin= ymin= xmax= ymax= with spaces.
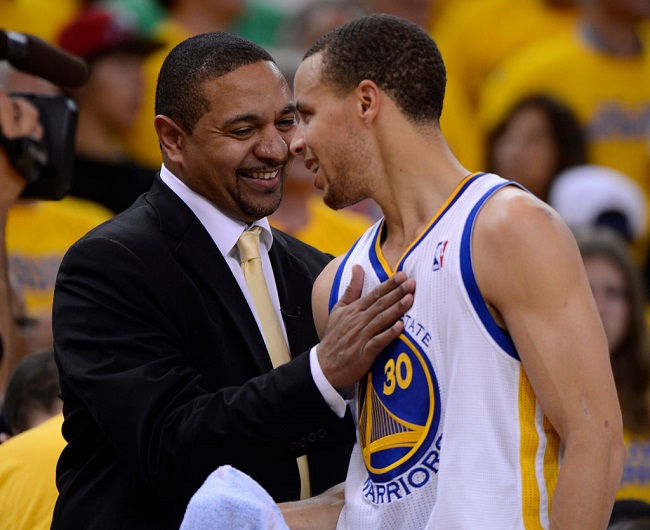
xmin=146 ymin=176 xmax=272 ymax=372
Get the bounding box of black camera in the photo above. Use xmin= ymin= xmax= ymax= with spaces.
xmin=4 ymin=93 xmax=78 ymax=200
xmin=0 ymin=29 xmax=88 ymax=200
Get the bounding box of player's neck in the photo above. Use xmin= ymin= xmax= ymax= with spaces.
xmin=369 ymin=121 xmax=469 ymax=265
xmin=378 ymin=169 xmax=469 ymax=268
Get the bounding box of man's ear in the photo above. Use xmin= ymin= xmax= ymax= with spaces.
xmin=154 ymin=115 xmax=185 ymax=163
xmin=356 ymin=80 xmax=380 ymax=123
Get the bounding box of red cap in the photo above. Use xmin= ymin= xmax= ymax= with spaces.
xmin=57 ymin=7 xmax=164 ymax=60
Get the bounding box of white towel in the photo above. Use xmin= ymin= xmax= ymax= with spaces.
xmin=180 ymin=465 xmax=290 ymax=530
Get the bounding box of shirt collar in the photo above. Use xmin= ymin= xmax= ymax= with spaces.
xmin=159 ymin=164 xmax=273 ymax=257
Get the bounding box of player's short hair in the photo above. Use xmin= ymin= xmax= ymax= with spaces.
xmin=304 ymin=13 xmax=446 ymax=125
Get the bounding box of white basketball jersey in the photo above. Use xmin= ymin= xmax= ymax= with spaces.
xmin=331 ymin=173 xmax=560 ymax=530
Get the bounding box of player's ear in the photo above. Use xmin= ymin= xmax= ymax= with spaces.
xmin=154 ymin=115 xmax=185 ymax=163
xmin=356 ymin=80 xmax=380 ymax=123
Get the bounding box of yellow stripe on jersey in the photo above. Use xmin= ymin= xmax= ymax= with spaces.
xmin=543 ymin=416 xmax=560 ymax=520
xmin=519 ymin=370 xmax=544 ymax=530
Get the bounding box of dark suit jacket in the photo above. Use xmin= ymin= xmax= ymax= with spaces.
xmin=51 ymin=176 xmax=355 ymax=530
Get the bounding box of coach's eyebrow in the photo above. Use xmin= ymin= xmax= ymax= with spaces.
xmin=221 ymin=104 xmax=297 ymax=127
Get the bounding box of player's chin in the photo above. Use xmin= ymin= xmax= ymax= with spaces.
xmin=323 ymin=189 xmax=364 ymax=211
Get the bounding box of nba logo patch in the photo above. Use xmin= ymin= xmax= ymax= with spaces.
xmin=432 ymin=241 xmax=448 ymax=271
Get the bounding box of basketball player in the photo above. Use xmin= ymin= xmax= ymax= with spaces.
xmin=286 ymin=13 xmax=626 ymax=529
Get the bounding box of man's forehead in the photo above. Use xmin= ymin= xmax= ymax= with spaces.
xmin=293 ymin=54 xmax=324 ymax=97
xmin=214 ymin=98 xmax=296 ymax=125
xmin=296 ymin=54 xmax=323 ymax=80
xmin=204 ymin=61 xmax=289 ymax=93
xmin=202 ymin=63 xmax=292 ymax=110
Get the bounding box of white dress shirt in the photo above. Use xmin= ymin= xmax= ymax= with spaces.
xmin=159 ymin=165 xmax=347 ymax=417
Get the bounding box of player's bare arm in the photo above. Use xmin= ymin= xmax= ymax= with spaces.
xmin=473 ymin=186 xmax=626 ymax=529
xmin=311 ymin=256 xmax=345 ymax=340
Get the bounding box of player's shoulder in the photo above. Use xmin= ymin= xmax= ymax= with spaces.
xmin=475 ymin=183 xmax=576 ymax=262
xmin=314 ymin=255 xmax=347 ymax=295
xmin=482 ymin=184 xmax=560 ymax=229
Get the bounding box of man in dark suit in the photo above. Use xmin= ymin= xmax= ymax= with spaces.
xmin=51 ymin=32 xmax=415 ymax=529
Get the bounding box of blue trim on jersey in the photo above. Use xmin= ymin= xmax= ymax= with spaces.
xmin=369 ymin=220 xmax=389 ymax=283
xmin=328 ymin=232 xmax=368 ymax=313
xmin=460 ymin=182 xmax=519 ymax=360
xmin=396 ymin=173 xmax=486 ymax=273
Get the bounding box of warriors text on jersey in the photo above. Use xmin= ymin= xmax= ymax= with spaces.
xmin=330 ymin=173 xmax=560 ymax=529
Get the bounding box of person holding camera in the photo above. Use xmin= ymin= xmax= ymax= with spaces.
xmin=0 ymin=62 xmax=113 ymax=389
xmin=0 ymin=90 xmax=44 ymax=396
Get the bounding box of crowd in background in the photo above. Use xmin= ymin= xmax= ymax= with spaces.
xmin=1 ymin=0 xmax=650 ymax=528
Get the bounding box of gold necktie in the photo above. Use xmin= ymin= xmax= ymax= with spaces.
xmin=237 ymin=226 xmax=311 ymax=499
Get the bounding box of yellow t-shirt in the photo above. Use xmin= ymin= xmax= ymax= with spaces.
xmin=0 ymin=414 xmax=66 ymax=530
xmin=479 ymin=30 xmax=650 ymax=188
xmin=271 ymin=196 xmax=372 ymax=257
xmin=432 ymin=0 xmax=578 ymax=107
xmin=0 ymin=0 xmax=80 ymax=43
xmin=617 ymin=428 xmax=650 ymax=504
xmin=6 ymin=197 xmax=112 ymax=315
xmin=478 ymin=30 xmax=650 ymax=261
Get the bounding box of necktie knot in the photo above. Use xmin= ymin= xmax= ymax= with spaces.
xmin=237 ymin=226 xmax=262 ymax=264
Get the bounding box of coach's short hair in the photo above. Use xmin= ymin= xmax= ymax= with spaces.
xmin=155 ymin=32 xmax=275 ymax=134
